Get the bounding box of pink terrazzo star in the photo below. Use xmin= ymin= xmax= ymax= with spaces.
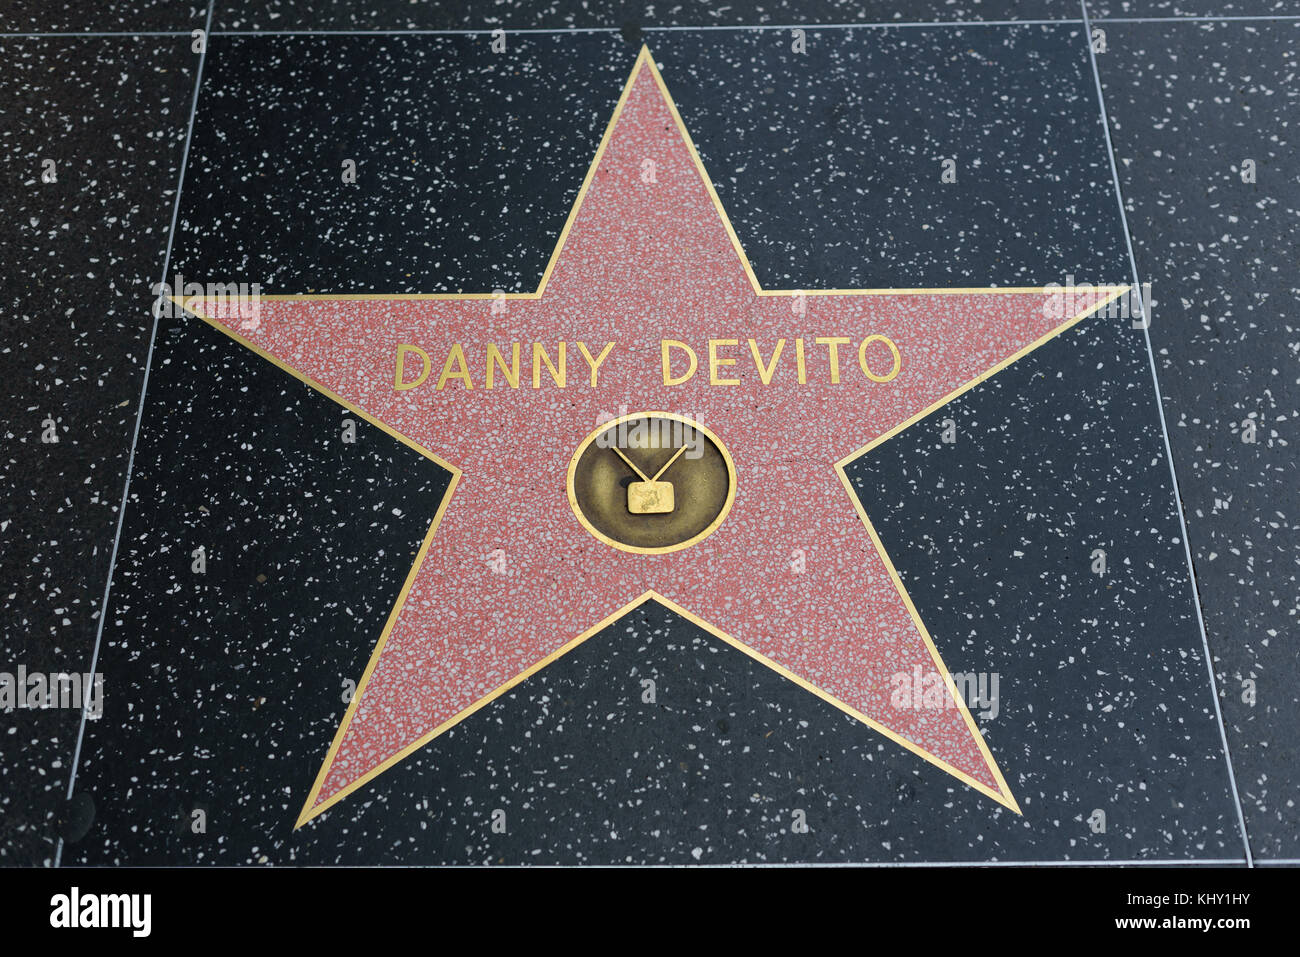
xmin=189 ymin=48 xmax=1123 ymax=825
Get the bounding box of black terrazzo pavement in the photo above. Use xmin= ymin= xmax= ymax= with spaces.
xmin=65 ymin=309 xmax=453 ymax=864
xmin=0 ymin=3 xmax=205 ymax=34
xmin=845 ymin=310 xmax=1241 ymax=862
xmin=0 ymin=37 xmax=195 ymax=866
xmin=1095 ymin=18 xmax=1300 ymax=860
xmin=173 ymin=28 xmax=1129 ymax=293
xmin=63 ymin=307 xmax=1243 ymax=864
xmin=1088 ymin=2 xmax=1296 ymax=18
xmin=655 ymin=27 xmax=1129 ymax=290
xmin=2 ymin=5 xmax=1292 ymax=867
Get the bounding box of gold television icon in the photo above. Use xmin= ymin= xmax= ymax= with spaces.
xmin=627 ymin=480 xmax=674 ymax=514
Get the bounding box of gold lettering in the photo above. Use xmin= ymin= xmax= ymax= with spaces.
xmin=393 ymin=344 xmax=431 ymax=391
xmin=708 ymin=339 xmax=740 ymax=386
xmin=485 ymin=343 xmax=520 ymax=390
xmin=577 ymin=341 xmax=615 ymax=387
xmin=747 ymin=339 xmax=786 ymax=386
xmin=795 ymin=338 xmax=807 ymax=384
xmin=661 ymin=340 xmax=698 ymax=386
xmin=815 ymin=337 xmax=851 ymax=384
xmin=858 ymin=334 xmax=901 ymax=383
xmin=532 ymin=342 xmax=566 ymax=389
xmin=436 ymin=343 xmax=474 ymax=390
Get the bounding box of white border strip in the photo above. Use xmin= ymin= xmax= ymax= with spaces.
xmin=3 ymin=15 xmax=1299 ymax=38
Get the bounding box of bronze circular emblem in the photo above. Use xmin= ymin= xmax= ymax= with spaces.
xmin=567 ymin=412 xmax=736 ymax=554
